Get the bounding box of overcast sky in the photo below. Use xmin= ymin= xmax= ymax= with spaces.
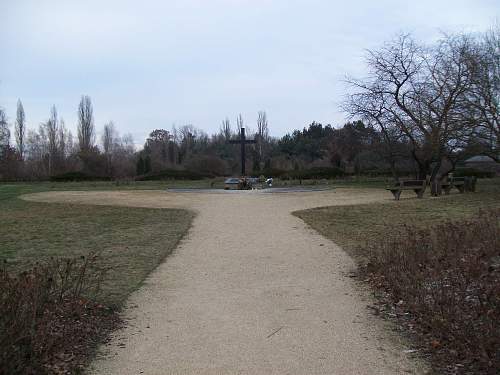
xmin=0 ymin=0 xmax=498 ymax=146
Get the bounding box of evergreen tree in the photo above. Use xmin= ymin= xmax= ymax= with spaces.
xmin=136 ymin=156 xmax=145 ymax=175
xmin=144 ymin=155 xmax=152 ymax=174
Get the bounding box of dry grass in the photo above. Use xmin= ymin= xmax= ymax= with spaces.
xmin=295 ymin=179 xmax=500 ymax=374
xmin=0 ymin=183 xmax=195 ymax=374
xmin=294 ymin=179 xmax=500 ymax=261
xmin=0 ymin=184 xmax=193 ymax=307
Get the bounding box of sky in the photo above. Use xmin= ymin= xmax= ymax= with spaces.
xmin=0 ymin=0 xmax=498 ymax=147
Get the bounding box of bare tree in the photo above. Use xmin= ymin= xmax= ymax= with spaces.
xmin=25 ymin=129 xmax=42 ymax=160
xmin=77 ymin=95 xmax=95 ymax=152
xmin=15 ymin=99 xmax=26 ymax=160
xmin=256 ymin=111 xmax=269 ymax=141
xmin=0 ymin=108 xmax=9 ymax=149
xmin=102 ymin=121 xmax=116 ymax=176
xmin=66 ymin=130 xmax=74 ymax=157
xmin=24 ymin=127 xmax=48 ymax=177
xmin=121 ymin=133 xmax=135 ymax=154
xmin=113 ymin=133 xmax=136 ymax=177
xmin=464 ymin=26 xmax=499 ymax=160
xmin=346 ymin=33 xmax=475 ymax=186
xmin=235 ymin=113 xmax=254 ymax=138
xmin=256 ymin=111 xmax=270 ymax=170
xmin=102 ymin=122 xmax=116 ymax=155
xmin=0 ymin=108 xmax=9 ymax=162
xmin=58 ymin=119 xmax=67 ymax=160
xmin=178 ymin=124 xmax=196 ymax=163
xmin=44 ymin=105 xmax=59 ymax=175
xmin=236 ymin=114 xmax=244 ymax=130
xmin=344 ymin=91 xmax=406 ymax=179
xmin=220 ymin=117 xmax=232 ymax=140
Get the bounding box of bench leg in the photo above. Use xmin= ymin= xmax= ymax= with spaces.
xmin=414 ymin=189 xmax=424 ymax=198
xmin=430 ymin=181 xmax=441 ymax=196
xmin=431 ymin=189 xmax=441 ymax=196
xmin=464 ymin=179 xmax=477 ymax=192
xmin=456 ymin=185 xmax=465 ymax=193
xmin=391 ymin=190 xmax=401 ymax=200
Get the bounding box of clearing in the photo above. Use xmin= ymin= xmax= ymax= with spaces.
xmin=24 ymin=187 xmax=427 ymax=375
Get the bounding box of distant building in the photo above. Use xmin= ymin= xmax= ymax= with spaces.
xmin=463 ymin=155 xmax=500 ymax=174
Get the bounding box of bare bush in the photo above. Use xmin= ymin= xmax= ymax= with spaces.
xmin=364 ymin=210 xmax=500 ymax=374
xmin=0 ymin=255 xmax=119 ymax=375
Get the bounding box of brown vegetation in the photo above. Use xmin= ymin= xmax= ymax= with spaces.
xmin=0 ymin=255 xmax=120 ymax=375
xmin=295 ymin=182 xmax=500 ymax=374
xmin=364 ymin=210 xmax=499 ymax=374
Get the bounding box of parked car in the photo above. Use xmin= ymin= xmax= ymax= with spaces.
xmin=224 ymin=177 xmax=255 ymax=190
xmin=224 ymin=178 xmax=241 ymax=190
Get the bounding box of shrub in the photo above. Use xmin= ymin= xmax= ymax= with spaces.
xmin=259 ymin=168 xmax=288 ymax=178
xmin=0 ymin=255 xmax=119 ymax=375
xmin=50 ymin=171 xmax=111 ymax=182
xmin=135 ymin=168 xmax=213 ymax=181
xmin=283 ymin=167 xmax=345 ymax=180
xmin=364 ymin=210 xmax=500 ymax=374
xmin=453 ymin=168 xmax=496 ymax=178
xmin=185 ymin=156 xmax=227 ymax=176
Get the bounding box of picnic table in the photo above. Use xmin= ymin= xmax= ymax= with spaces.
xmin=441 ymin=176 xmax=477 ymax=194
xmin=386 ymin=180 xmax=426 ymax=200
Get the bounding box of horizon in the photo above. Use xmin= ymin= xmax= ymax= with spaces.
xmin=1 ymin=0 xmax=498 ymax=147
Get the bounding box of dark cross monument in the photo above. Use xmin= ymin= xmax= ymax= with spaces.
xmin=229 ymin=127 xmax=256 ymax=175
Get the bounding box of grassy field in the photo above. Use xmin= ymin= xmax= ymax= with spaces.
xmin=0 ymin=178 xmax=224 ymax=197
xmin=0 ymin=182 xmax=195 ymax=307
xmin=273 ymin=176 xmax=388 ymax=189
xmin=3 ymin=177 xmax=498 ymax=306
xmin=295 ymin=178 xmax=500 ymax=261
xmin=0 ymin=176 xmax=361 ymax=308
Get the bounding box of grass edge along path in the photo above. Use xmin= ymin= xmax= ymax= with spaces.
xmin=293 ymin=179 xmax=500 ymax=262
xmin=294 ymin=180 xmax=500 ymax=375
xmin=0 ymin=184 xmax=194 ymax=374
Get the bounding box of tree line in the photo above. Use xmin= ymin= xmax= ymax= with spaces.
xmin=0 ymin=28 xmax=497 ymax=182
xmin=0 ymin=97 xmax=413 ymax=181
xmin=0 ymin=95 xmax=136 ymax=180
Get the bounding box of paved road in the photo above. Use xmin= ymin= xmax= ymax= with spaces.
xmin=24 ymin=189 xmax=426 ymax=375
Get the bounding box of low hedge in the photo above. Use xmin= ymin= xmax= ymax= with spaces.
xmin=453 ymin=168 xmax=496 ymax=178
xmin=258 ymin=168 xmax=288 ymax=178
xmin=50 ymin=172 xmax=110 ymax=182
xmin=135 ymin=169 xmax=213 ymax=181
xmin=283 ymin=167 xmax=345 ymax=180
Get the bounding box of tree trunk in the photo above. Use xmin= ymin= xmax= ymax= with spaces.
xmin=388 ymin=155 xmax=399 ymax=182
xmin=411 ymin=149 xmax=428 ymax=180
xmin=429 ymin=160 xmax=443 ymax=196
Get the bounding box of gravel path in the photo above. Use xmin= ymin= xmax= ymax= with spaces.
xmin=24 ymin=189 xmax=426 ymax=375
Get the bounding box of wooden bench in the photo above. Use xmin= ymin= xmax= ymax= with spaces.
xmin=465 ymin=176 xmax=477 ymax=192
xmin=450 ymin=177 xmax=466 ymax=193
xmin=386 ymin=180 xmax=426 ymax=200
xmin=441 ymin=176 xmax=477 ymax=194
